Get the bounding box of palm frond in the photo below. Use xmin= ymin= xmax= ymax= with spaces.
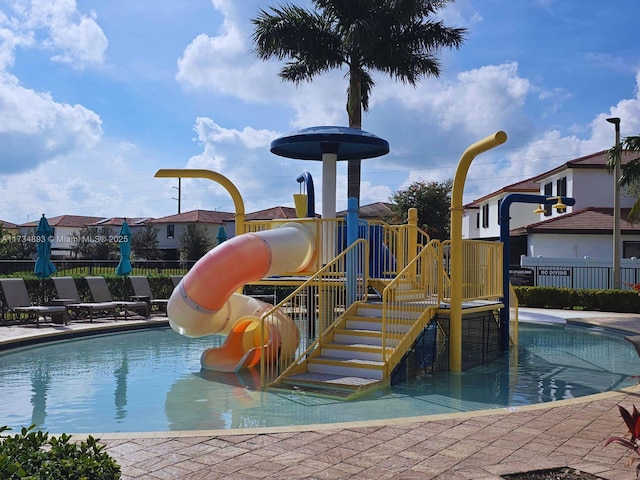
xmin=621 ymin=158 xmax=640 ymax=189
xmin=627 ymin=199 xmax=640 ymax=225
xmin=252 ymin=5 xmax=343 ymax=65
xmin=606 ymin=142 xmax=622 ymax=174
xmin=607 ymin=135 xmax=640 ymax=190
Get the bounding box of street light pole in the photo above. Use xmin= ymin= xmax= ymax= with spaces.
xmin=607 ymin=117 xmax=621 ymax=289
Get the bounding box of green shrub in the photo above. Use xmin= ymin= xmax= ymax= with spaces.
xmin=513 ymin=286 xmax=640 ymax=313
xmin=0 ymin=425 xmax=120 ymax=480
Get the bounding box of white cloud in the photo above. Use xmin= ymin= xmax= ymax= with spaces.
xmin=0 ymin=1 xmax=106 ymax=176
xmin=0 ymin=71 xmax=102 ymax=173
xmin=176 ymin=0 xmax=347 ymax=127
xmin=8 ymin=0 xmax=107 ymax=67
xmin=193 ymin=117 xmax=277 ymax=149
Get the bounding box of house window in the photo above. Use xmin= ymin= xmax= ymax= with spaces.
xmin=497 ymin=199 xmax=502 ymax=225
xmin=482 ymin=204 xmax=489 ymax=228
xmin=543 ymin=182 xmax=553 ymax=216
xmin=476 ymin=212 xmax=480 ymax=229
xmin=623 ymin=241 xmax=640 ymax=259
xmin=556 ymin=177 xmax=567 ymax=213
xmin=167 ymin=224 xmax=174 ymax=239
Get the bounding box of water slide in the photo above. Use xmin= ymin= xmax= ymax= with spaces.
xmin=167 ymin=223 xmax=316 ymax=372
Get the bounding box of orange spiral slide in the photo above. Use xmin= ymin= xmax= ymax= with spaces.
xmin=167 ymin=223 xmax=316 ymax=372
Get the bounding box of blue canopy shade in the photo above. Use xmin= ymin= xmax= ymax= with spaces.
xmin=115 ymin=220 xmax=132 ymax=277
xmin=34 ymin=214 xmax=56 ymax=278
xmin=270 ymin=126 xmax=389 ymax=161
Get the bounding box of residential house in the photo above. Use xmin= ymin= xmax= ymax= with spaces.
xmin=151 ymin=210 xmax=234 ymax=260
xmin=463 ymin=149 xmax=640 ymax=268
xmin=19 ymin=215 xmax=106 ymax=259
xmin=88 ymin=217 xmax=152 ymax=237
xmin=0 ymin=220 xmax=18 ymax=237
xmin=462 ymin=177 xmax=540 ymax=244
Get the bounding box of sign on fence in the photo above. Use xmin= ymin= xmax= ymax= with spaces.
xmin=509 ymin=268 xmax=534 ymax=286
xmin=537 ymin=268 xmax=571 ymax=277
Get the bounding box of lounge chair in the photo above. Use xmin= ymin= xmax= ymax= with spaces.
xmin=0 ymin=278 xmax=67 ymax=327
xmin=128 ymin=276 xmax=168 ymax=313
xmin=52 ymin=276 xmax=119 ymax=322
xmin=85 ymin=276 xmax=149 ymax=318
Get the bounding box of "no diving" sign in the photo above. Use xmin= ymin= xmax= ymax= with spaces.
xmin=537 ymin=268 xmax=570 ymax=276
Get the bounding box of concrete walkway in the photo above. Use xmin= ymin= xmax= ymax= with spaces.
xmin=2 ymin=310 xmax=640 ymax=479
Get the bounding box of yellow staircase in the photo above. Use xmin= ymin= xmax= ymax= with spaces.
xmin=267 ymin=238 xmax=443 ymax=399
xmin=270 ymin=301 xmax=436 ymax=399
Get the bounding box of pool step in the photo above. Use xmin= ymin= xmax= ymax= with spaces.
xmin=270 ymin=302 xmax=434 ymax=399
xmin=272 ymin=372 xmax=387 ymax=400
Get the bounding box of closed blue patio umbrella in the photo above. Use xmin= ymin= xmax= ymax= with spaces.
xmin=34 ymin=214 xmax=56 ymax=305
xmin=34 ymin=214 xmax=56 ymax=279
xmin=115 ymin=220 xmax=132 ymax=277
xmin=215 ymin=225 xmax=227 ymax=245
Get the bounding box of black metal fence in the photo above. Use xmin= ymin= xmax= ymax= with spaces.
xmin=510 ymin=265 xmax=640 ymax=291
xmin=4 ymin=259 xmax=640 ymax=292
xmin=0 ymin=260 xmax=194 ymax=277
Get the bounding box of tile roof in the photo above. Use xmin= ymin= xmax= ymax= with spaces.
xmin=466 ymin=177 xmax=540 ymax=207
xmin=245 ymin=206 xmax=300 ymax=220
xmin=510 ymin=207 xmax=640 ymax=235
xmin=20 ymin=215 xmax=106 ymax=228
xmin=0 ymin=219 xmax=18 ymax=229
xmin=89 ymin=217 xmax=153 ymax=226
xmin=151 ymin=209 xmax=234 ymax=224
xmin=336 ymin=202 xmax=394 ymax=218
xmin=531 ymin=149 xmax=640 ymax=180
xmin=465 ymin=149 xmax=640 ymax=208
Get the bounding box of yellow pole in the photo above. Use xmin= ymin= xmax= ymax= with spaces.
xmin=449 ymin=131 xmax=507 ymax=372
xmin=154 ymin=169 xmax=246 ymax=236
xmin=408 ymin=208 xmax=418 ymax=279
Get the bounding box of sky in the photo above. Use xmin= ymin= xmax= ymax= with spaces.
xmin=0 ymin=0 xmax=639 ymax=225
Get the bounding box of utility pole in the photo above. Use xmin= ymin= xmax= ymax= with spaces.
xmin=607 ymin=117 xmax=621 ymax=289
xmin=172 ymin=178 xmax=181 ymax=214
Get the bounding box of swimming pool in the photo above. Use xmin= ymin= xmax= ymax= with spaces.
xmin=0 ymin=322 xmax=637 ymax=433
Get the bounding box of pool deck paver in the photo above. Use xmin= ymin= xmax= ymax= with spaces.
xmin=2 ymin=309 xmax=640 ymax=479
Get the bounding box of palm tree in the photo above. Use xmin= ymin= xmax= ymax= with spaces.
xmin=252 ymin=0 xmax=466 ymax=208
xmin=607 ymin=135 xmax=640 ymax=222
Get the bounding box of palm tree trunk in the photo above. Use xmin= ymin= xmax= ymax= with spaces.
xmin=347 ymin=66 xmax=363 ymax=206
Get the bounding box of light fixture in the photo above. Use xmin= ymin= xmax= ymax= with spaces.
xmin=552 ymin=198 xmax=567 ymax=210
xmin=533 ymin=204 xmax=545 ymax=214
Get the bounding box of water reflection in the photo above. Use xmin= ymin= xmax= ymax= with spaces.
xmin=165 ymin=369 xmax=263 ymax=430
xmin=0 ymin=324 xmax=637 ymax=434
xmin=114 ymin=355 xmax=128 ymax=420
xmin=30 ymin=365 xmax=50 ymax=426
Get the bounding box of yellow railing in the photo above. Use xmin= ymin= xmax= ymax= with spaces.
xmin=368 ymin=221 xmax=430 ymax=276
xmin=243 ymin=218 xmax=347 ymax=274
xmin=243 ymin=217 xmax=430 ymax=279
xmin=258 ymin=238 xmax=369 ymax=385
xmin=381 ymin=239 xmax=442 ymax=369
xmin=441 ymin=240 xmax=503 ymax=302
xmin=244 ymin=216 xmax=505 ymax=386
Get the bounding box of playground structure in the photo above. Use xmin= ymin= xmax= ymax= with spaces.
xmin=159 ymin=130 xmax=512 ymax=399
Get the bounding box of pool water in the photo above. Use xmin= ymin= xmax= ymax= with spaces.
xmin=0 ymin=322 xmax=638 ymax=433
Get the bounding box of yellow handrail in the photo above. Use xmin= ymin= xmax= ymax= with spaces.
xmin=259 ymin=238 xmax=369 ymax=386
xmin=381 ymin=239 xmax=442 ymax=367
